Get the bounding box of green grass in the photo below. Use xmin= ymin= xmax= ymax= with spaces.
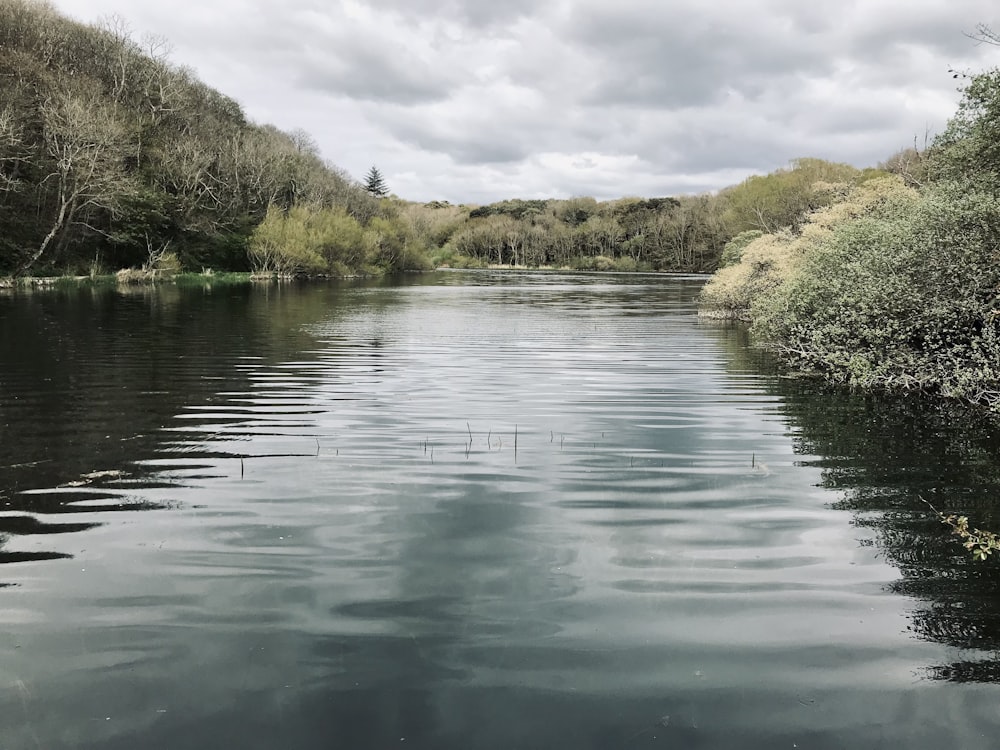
xmin=173 ymin=271 xmax=254 ymax=286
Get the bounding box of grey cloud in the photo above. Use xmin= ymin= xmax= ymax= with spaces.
xmin=298 ymin=41 xmax=456 ymax=105
xmin=376 ymin=108 xmax=537 ymax=164
xmin=47 ymin=0 xmax=1000 ymax=203
xmin=845 ymin=3 xmax=998 ymax=57
xmin=652 ymin=129 xmax=799 ymax=175
xmin=367 ymin=0 xmax=543 ymax=30
xmin=562 ymin=9 xmax=837 ymax=108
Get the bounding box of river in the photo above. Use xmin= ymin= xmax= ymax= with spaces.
xmin=1 ymin=270 xmax=998 ymax=748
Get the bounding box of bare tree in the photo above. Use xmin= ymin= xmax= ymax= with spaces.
xmin=0 ymin=105 xmax=27 ymax=193
xmin=966 ymin=23 xmax=1000 ymax=46
xmin=17 ymin=90 xmax=138 ymax=275
xmin=879 ymin=142 xmax=929 ymax=188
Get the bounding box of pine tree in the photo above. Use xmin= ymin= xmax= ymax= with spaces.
xmin=364 ymin=165 xmax=388 ymax=197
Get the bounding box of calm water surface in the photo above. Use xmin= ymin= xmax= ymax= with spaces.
xmin=1 ymin=271 xmax=999 ymax=749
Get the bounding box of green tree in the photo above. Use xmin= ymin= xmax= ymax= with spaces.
xmin=364 ymin=165 xmax=388 ymax=197
xmin=930 ymin=68 xmax=1000 ymax=187
xmin=719 ymin=158 xmax=863 ymax=234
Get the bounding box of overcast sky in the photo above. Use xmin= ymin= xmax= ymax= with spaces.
xmin=50 ymin=0 xmax=999 ymax=204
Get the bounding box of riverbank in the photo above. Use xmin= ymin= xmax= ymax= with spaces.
xmin=2 ymin=265 xmax=712 ymax=292
xmin=0 ymin=271 xmax=258 ymax=291
xmin=697 ymin=65 xmax=1000 ymax=414
xmin=0 ymin=268 xmax=426 ymax=289
xmin=698 ymin=175 xmax=1000 ymax=413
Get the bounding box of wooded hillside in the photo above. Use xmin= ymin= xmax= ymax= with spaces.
xmin=0 ymin=0 xmax=376 ymax=276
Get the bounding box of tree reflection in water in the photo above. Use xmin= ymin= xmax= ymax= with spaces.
xmin=717 ymin=323 xmax=1000 ymax=682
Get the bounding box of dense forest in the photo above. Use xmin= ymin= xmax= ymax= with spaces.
xmin=1 ymin=0 xmax=921 ymax=280
xmin=700 ymin=57 xmax=1000 ymax=412
xmin=425 ymin=158 xmax=894 ymax=272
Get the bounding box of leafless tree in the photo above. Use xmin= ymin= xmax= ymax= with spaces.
xmin=17 ymin=90 xmax=138 ymax=275
xmin=0 ymin=105 xmax=27 ymax=193
xmin=966 ymin=23 xmax=1000 ymax=46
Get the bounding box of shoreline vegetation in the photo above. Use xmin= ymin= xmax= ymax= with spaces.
xmin=699 ymin=66 xmax=1000 ymax=415
xmin=0 ymin=265 xmax=700 ymax=290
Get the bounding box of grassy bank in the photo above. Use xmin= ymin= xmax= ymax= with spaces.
xmin=0 ymin=270 xmax=256 ymax=291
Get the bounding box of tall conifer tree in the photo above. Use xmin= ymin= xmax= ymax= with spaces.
xmin=364 ymin=165 xmax=388 ymax=197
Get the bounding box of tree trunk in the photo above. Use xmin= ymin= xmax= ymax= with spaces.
xmin=15 ymin=195 xmax=70 ymax=276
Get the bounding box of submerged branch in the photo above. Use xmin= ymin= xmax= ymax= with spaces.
xmin=921 ymin=496 xmax=1000 ymax=562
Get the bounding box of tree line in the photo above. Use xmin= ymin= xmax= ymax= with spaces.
xmin=410 ymin=158 xmax=886 ymax=272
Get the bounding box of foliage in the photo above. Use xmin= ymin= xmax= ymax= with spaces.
xmin=698 ymin=229 xmax=805 ymax=321
xmin=752 ymin=182 xmax=1000 ymax=407
xmin=469 ymin=199 xmax=547 ymax=220
xmin=717 ymin=230 xmax=764 ymax=269
xmin=718 ymin=158 xmax=873 ymax=234
xmin=929 ymin=68 xmax=1000 ymax=188
xmin=393 ymin=199 xmax=467 ymax=249
xmin=415 ymin=159 xmax=872 ymax=273
xmin=247 ymin=206 xmax=327 ymax=275
xmin=362 ymin=215 xmax=432 ymax=273
xmin=701 ymin=177 xmax=910 ymax=320
xmin=704 ymin=169 xmax=1000 ymax=412
xmin=439 ymin=192 xmax=730 ymax=271
xmin=934 ymin=508 xmax=1000 ymax=562
xmin=551 ymin=196 xmax=598 ymax=226
xmin=247 ymin=204 xmax=431 ymax=276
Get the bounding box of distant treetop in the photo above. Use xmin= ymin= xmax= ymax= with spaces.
xmin=364 ymin=166 xmax=389 ymax=197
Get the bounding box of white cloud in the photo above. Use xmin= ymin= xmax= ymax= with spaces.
xmin=51 ymin=0 xmax=1000 ymax=203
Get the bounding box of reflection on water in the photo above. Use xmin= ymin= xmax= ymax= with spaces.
xmin=787 ymin=392 xmax=1000 ymax=680
xmin=717 ymin=326 xmax=1000 ymax=682
xmin=1 ymin=271 xmax=999 ymax=749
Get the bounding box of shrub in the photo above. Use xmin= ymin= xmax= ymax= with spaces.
xmin=362 ymin=215 xmax=428 ymax=272
xmin=247 ymin=205 xmax=326 ymax=275
xmin=246 ymin=204 xmax=427 ymax=276
xmin=698 ymin=230 xmax=799 ymax=320
xmin=700 ymin=177 xmax=916 ymax=321
xmin=718 ymin=230 xmax=764 ymax=268
xmin=752 ymin=182 xmax=1000 ymax=408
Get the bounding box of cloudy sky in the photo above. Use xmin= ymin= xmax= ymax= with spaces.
xmin=50 ymin=0 xmax=999 ymax=204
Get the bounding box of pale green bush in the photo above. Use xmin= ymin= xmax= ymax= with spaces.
xmin=247 ymin=205 xmax=326 ymax=275
xmin=753 ymin=182 xmax=1000 ymax=408
xmin=718 ymin=230 xmax=764 ymax=268
xmin=362 ymin=215 xmax=432 ymax=273
xmin=698 ymin=229 xmax=798 ymax=320
xmin=247 ymin=205 xmax=431 ymax=276
xmin=700 ymin=177 xmax=916 ymax=321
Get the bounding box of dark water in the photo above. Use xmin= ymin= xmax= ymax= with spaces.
xmin=1 ymin=271 xmax=999 ymax=749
